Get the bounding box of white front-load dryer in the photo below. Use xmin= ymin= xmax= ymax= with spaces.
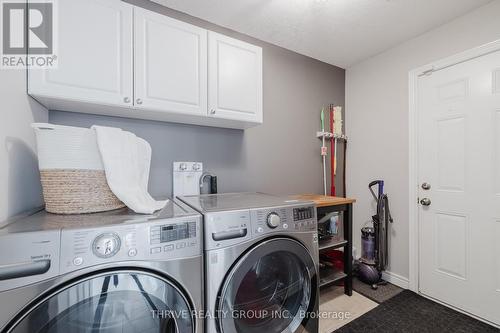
xmin=179 ymin=193 xmax=320 ymax=333
xmin=0 ymin=200 xmax=203 ymax=333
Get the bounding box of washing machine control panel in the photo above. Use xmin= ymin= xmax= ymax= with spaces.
xmin=204 ymin=211 xmax=252 ymax=250
xmin=266 ymin=213 xmax=281 ymax=228
xmin=148 ymin=222 xmax=198 ymax=255
xmin=252 ymin=204 xmax=317 ymax=236
xmin=293 ymin=206 xmax=314 ymax=221
xmin=60 ymin=216 xmax=201 ymax=274
xmin=204 ymin=204 xmax=316 ymax=250
xmin=92 ymin=233 xmax=121 ymax=258
xmin=0 ymin=230 xmax=60 ymax=292
xmin=150 ymin=222 xmax=197 ymax=244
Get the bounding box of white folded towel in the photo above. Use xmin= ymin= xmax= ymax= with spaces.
xmin=92 ymin=126 xmax=167 ymax=214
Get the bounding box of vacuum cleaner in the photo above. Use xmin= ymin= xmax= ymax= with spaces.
xmin=357 ymin=180 xmax=394 ymax=289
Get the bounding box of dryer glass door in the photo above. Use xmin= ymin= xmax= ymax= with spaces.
xmin=6 ymin=270 xmax=194 ymax=333
xmin=218 ymin=238 xmax=318 ymax=333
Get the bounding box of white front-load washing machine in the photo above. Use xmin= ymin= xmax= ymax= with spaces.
xmin=0 ymin=200 xmax=203 ymax=333
xmin=179 ymin=193 xmax=320 ymax=333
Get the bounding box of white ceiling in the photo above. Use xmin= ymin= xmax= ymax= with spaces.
xmin=151 ymin=0 xmax=492 ymax=68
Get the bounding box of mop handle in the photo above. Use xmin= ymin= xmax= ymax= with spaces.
xmin=329 ymin=105 xmax=335 ymax=196
xmin=321 ymin=108 xmax=327 ymax=195
xmin=322 ymin=139 xmax=327 ymax=195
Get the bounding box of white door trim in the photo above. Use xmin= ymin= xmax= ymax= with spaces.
xmin=381 ymin=271 xmax=410 ymax=289
xmin=408 ymin=39 xmax=500 ymax=293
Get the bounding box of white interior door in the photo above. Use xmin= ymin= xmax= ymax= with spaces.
xmin=28 ymin=0 xmax=133 ymax=107
xmin=208 ymin=32 xmax=262 ymax=123
xmin=134 ymin=7 xmax=207 ymax=115
xmin=417 ymin=49 xmax=500 ymax=326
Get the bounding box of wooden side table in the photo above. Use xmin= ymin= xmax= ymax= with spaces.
xmin=293 ymin=194 xmax=356 ymax=296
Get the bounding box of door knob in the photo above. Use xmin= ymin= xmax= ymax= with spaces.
xmin=123 ymin=97 xmax=130 ymax=103
xmin=210 ymin=109 xmax=216 ymax=115
xmin=136 ymin=98 xmax=143 ymax=105
xmin=421 ymin=182 xmax=431 ymax=190
xmin=420 ymin=198 xmax=431 ymax=206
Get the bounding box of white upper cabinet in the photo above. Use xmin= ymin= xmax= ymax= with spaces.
xmin=29 ymin=0 xmax=133 ymax=107
xmin=28 ymin=1 xmax=263 ymax=129
xmin=208 ymin=32 xmax=263 ymax=123
xmin=134 ymin=7 xmax=207 ymax=116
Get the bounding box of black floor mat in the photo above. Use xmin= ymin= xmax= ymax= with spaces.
xmin=352 ymin=278 xmax=403 ymax=303
xmin=334 ymin=290 xmax=499 ymax=333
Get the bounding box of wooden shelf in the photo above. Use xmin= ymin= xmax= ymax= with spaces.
xmin=291 ymin=194 xmax=356 ymax=207
xmin=292 ymin=193 xmax=354 ymax=297
xmin=318 ymin=239 xmax=347 ymax=251
xmin=319 ymin=268 xmax=347 ymax=288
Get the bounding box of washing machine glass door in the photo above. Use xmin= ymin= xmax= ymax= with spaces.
xmin=6 ymin=270 xmax=194 ymax=333
xmin=218 ymin=238 xmax=317 ymax=333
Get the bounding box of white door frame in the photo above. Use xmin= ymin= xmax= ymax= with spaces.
xmin=408 ymin=39 xmax=500 ymax=293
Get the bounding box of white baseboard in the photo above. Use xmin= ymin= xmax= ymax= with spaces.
xmin=381 ymin=271 xmax=409 ymax=289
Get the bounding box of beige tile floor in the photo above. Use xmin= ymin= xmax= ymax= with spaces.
xmin=319 ymin=286 xmax=378 ymax=333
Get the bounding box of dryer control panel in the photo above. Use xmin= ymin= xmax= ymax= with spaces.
xmin=204 ymin=204 xmax=316 ymax=250
xmin=203 ymin=210 xmax=251 ymax=251
xmin=149 ymin=222 xmax=198 ymax=254
xmin=251 ymin=204 xmax=316 ymax=237
xmin=60 ymin=216 xmax=201 ymax=274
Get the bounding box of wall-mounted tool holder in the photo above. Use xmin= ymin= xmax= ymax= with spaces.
xmin=318 ymin=105 xmax=347 ymax=196
xmin=316 ymin=132 xmax=348 ymax=141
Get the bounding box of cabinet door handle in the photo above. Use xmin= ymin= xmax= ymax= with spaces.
xmin=210 ymin=109 xmax=216 ymax=115
xmin=123 ymin=97 xmax=130 ymax=103
xmin=136 ymin=98 xmax=143 ymax=105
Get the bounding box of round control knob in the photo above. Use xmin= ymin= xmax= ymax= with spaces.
xmin=73 ymin=257 xmax=83 ymax=266
xmin=267 ymin=213 xmax=281 ymax=229
xmin=128 ymin=248 xmax=138 ymax=257
xmin=93 ymin=233 xmax=121 ymax=258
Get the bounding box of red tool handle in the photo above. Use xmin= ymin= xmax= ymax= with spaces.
xmin=329 ymin=104 xmax=336 ymax=196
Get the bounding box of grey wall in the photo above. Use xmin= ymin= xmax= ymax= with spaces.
xmin=346 ymin=0 xmax=500 ymax=280
xmin=0 ymin=69 xmax=48 ymax=224
xmin=50 ymin=0 xmax=345 ymax=199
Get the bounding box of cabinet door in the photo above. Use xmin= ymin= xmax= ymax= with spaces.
xmin=28 ymin=0 xmax=133 ymax=107
xmin=208 ymin=32 xmax=263 ymax=123
xmin=134 ymin=7 xmax=207 ymax=115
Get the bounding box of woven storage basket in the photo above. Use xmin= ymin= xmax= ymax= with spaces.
xmin=32 ymin=123 xmax=125 ymax=214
